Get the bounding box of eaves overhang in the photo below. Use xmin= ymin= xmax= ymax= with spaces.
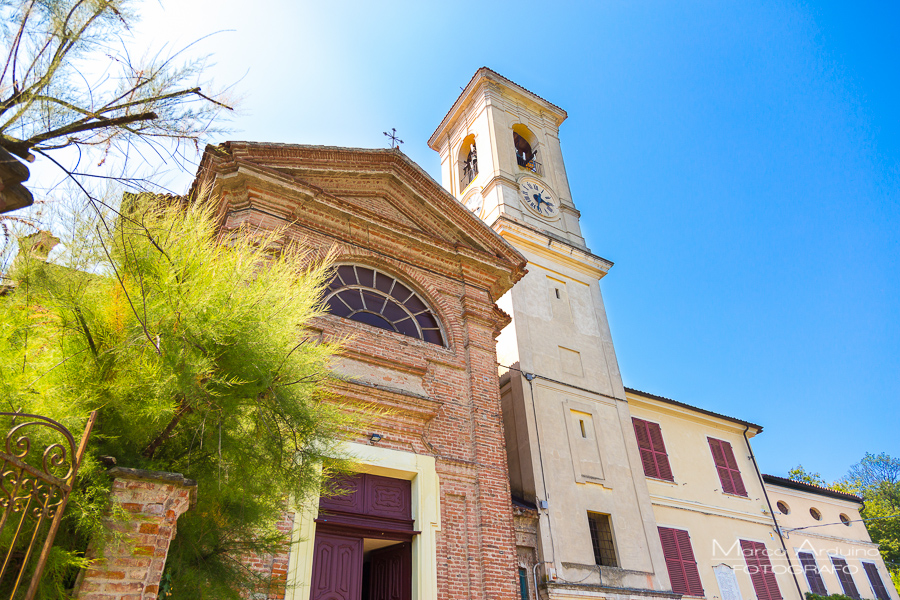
xmin=625 ymin=387 xmax=763 ymax=434
xmin=762 ymin=474 xmax=863 ymax=504
xmin=428 ymin=67 xmax=568 ymax=150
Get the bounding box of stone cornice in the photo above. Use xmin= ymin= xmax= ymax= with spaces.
xmin=429 ymin=67 xmax=567 ymax=148
xmin=492 ymin=216 xmax=613 ymax=281
xmin=650 ymin=494 xmax=774 ymax=527
xmin=331 ymin=379 xmax=442 ymax=424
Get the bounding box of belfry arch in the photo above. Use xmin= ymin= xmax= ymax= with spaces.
xmin=458 ymin=133 xmax=478 ymax=192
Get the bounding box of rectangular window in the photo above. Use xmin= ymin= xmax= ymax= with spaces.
xmin=633 ymin=418 xmax=674 ymax=481
xmin=862 ymin=562 xmax=891 ymax=600
xmin=708 ymin=437 xmax=748 ymax=496
xmin=741 ymin=540 xmax=783 ymax=600
xmin=588 ymin=512 xmax=618 ymax=567
xmin=831 ymin=556 xmax=861 ymax=599
xmin=658 ymin=527 xmax=704 ymax=596
xmin=797 ymin=551 xmax=828 ymax=595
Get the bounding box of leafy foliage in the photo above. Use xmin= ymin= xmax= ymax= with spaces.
xmin=788 ymin=465 xmax=827 ymax=487
xmin=805 ymin=593 xmax=857 ymax=600
xmin=842 ymin=454 xmax=900 ymax=593
xmin=0 ymin=194 xmax=356 ymax=598
xmin=0 ymin=0 xmax=230 ymax=168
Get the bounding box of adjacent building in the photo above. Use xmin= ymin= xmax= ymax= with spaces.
xmin=765 ymin=475 xmax=896 ymax=600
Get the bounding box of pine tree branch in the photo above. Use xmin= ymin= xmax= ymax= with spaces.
xmin=143 ymin=399 xmax=193 ymax=459
xmin=0 ymin=111 xmax=158 ymax=159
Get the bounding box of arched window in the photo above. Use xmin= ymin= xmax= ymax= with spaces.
xmin=512 ymin=124 xmax=542 ymax=175
xmin=459 ymin=135 xmax=478 ymax=191
xmin=325 ymin=265 xmax=446 ymax=346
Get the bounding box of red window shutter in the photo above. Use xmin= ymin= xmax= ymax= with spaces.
xmin=659 ymin=527 xmax=704 ymax=596
xmin=633 ymin=418 xmax=658 ymax=478
xmin=647 ymin=421 xmax=674 ymax=481
xmin=798 ymin=551 xmax=828 ymax=595
xmin=708 ymin=438 xmax=748 ymax=497
xmin=633 ymin=418 xmax=674 ymax=481
xmin=862 ymin=562 xmax=890 ymax=600
xmin=740 ymin=540 xmax=783 ymax=600
xmin=832 ymin=556 xmax=860 ymax=599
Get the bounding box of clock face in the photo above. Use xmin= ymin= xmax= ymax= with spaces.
xmin=519 ymin=178 xmax=559 ymax=219
xmin=464 ymin=190 xmax=483 ymax=216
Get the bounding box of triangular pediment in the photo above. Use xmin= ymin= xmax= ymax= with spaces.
xmin=197 ymin=142 xmax=522 ymax=263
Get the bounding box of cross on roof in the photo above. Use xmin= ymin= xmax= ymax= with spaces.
xmin=383 ymin=128 xmax=403 ymax=149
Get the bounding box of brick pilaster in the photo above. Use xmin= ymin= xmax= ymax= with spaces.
xmin=75 ymin=467 xmax=197 ymax=600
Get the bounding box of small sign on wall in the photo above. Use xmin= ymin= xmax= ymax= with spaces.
xmin=714 ymin=563 xmax=744 ymax=600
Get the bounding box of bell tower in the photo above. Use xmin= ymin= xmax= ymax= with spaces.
xmin=428 ymin=68 xmax=586 ymax=248
xmin=430 ymin=68 xmax=675 ymax=599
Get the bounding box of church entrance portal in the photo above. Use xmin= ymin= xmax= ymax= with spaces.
xmin=310 ymin=473 xmax=415 ymax=600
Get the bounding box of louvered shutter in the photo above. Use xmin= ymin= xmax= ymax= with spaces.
xmin=832 ymin=556 xmax=861 ymax=599
xmin=633 ymin=419 xmax=674 ymax=481
xmin=798 ymin=551 xmax=828 ymax=595
xmin=862 ymin=562 xmax=890 ymax=600
xmin=658 ymin=527 xmax=704 ymax=596
xmin=720 ymin=440 xmax=747 ymax=496
xmin=647 ymin=421 xmax=675 ymax=481
xmin=708 ymin=438 xmax=748 ymax=497
xmin=740 ymin=540 xmax=782 ymax=600
xmin=660 ymin=528 xmax=688 ymax=594
xmin=634 ymin=419 xmax=658 ymax=478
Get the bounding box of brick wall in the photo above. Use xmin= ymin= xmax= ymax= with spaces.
xmin=75 ymin=467 xmax=196 ymax=600
xmin=243 ymin=511 xmax=295 ymax=600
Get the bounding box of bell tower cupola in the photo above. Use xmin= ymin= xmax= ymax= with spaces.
xmin=428 ymin=68 xmax=586 ymax=249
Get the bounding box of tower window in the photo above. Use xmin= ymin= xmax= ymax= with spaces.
xmin=587 ymin=512 xmax=617 ymax=566
xmin=513 ymin=131 xmax=543 ymax=176
xmin=459 ymin=137 xmax=478 ymax=190
xmin=325 ymin=265 xmax=446 ymax=346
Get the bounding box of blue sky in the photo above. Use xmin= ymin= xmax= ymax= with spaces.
xmin=129 ymin=1 xmax=898 ymax=482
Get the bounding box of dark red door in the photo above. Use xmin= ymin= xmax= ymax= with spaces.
xmin=367 ymin=542 xmax=411 ymax=600
xmin=310 ymin=533 xmax=363 ymax=600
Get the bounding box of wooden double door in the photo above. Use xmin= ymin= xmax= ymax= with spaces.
xmin=309 ymin=473 xmax=414 ymax=600
xmin=310 ymin=533 xmax=411 ymax=600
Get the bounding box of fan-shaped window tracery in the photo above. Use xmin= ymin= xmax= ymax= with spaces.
xmin=324 ymin=265 xmax=446 ymax=346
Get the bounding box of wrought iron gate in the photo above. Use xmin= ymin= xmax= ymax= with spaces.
xmin=0 ymin=411 xmax=96 ymax=599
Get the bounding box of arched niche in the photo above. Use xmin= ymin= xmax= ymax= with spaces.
xmin=458 ymin=134 xmax=478 ymax=192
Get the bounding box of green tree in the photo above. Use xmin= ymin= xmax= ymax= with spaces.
xmin=0 ymin=194 xmax=355 ymax=598
xmin=788 ymin=465 xmax=827 ymax=487
xmin=842 ymin=454 xmax=900 ymax=591
xmin=0 ymin=0 xmax=229 ymax=174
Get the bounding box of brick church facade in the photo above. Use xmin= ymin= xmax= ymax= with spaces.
xmin=192 ymin=142 xmax=527 ymax=599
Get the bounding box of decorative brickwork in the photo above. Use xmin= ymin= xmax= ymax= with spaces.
xmin=75 ymin=467 xmax=196 ymax=600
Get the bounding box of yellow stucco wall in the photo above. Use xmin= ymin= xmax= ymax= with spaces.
xmin=628 ymin=392 xmax=802 ymax=600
